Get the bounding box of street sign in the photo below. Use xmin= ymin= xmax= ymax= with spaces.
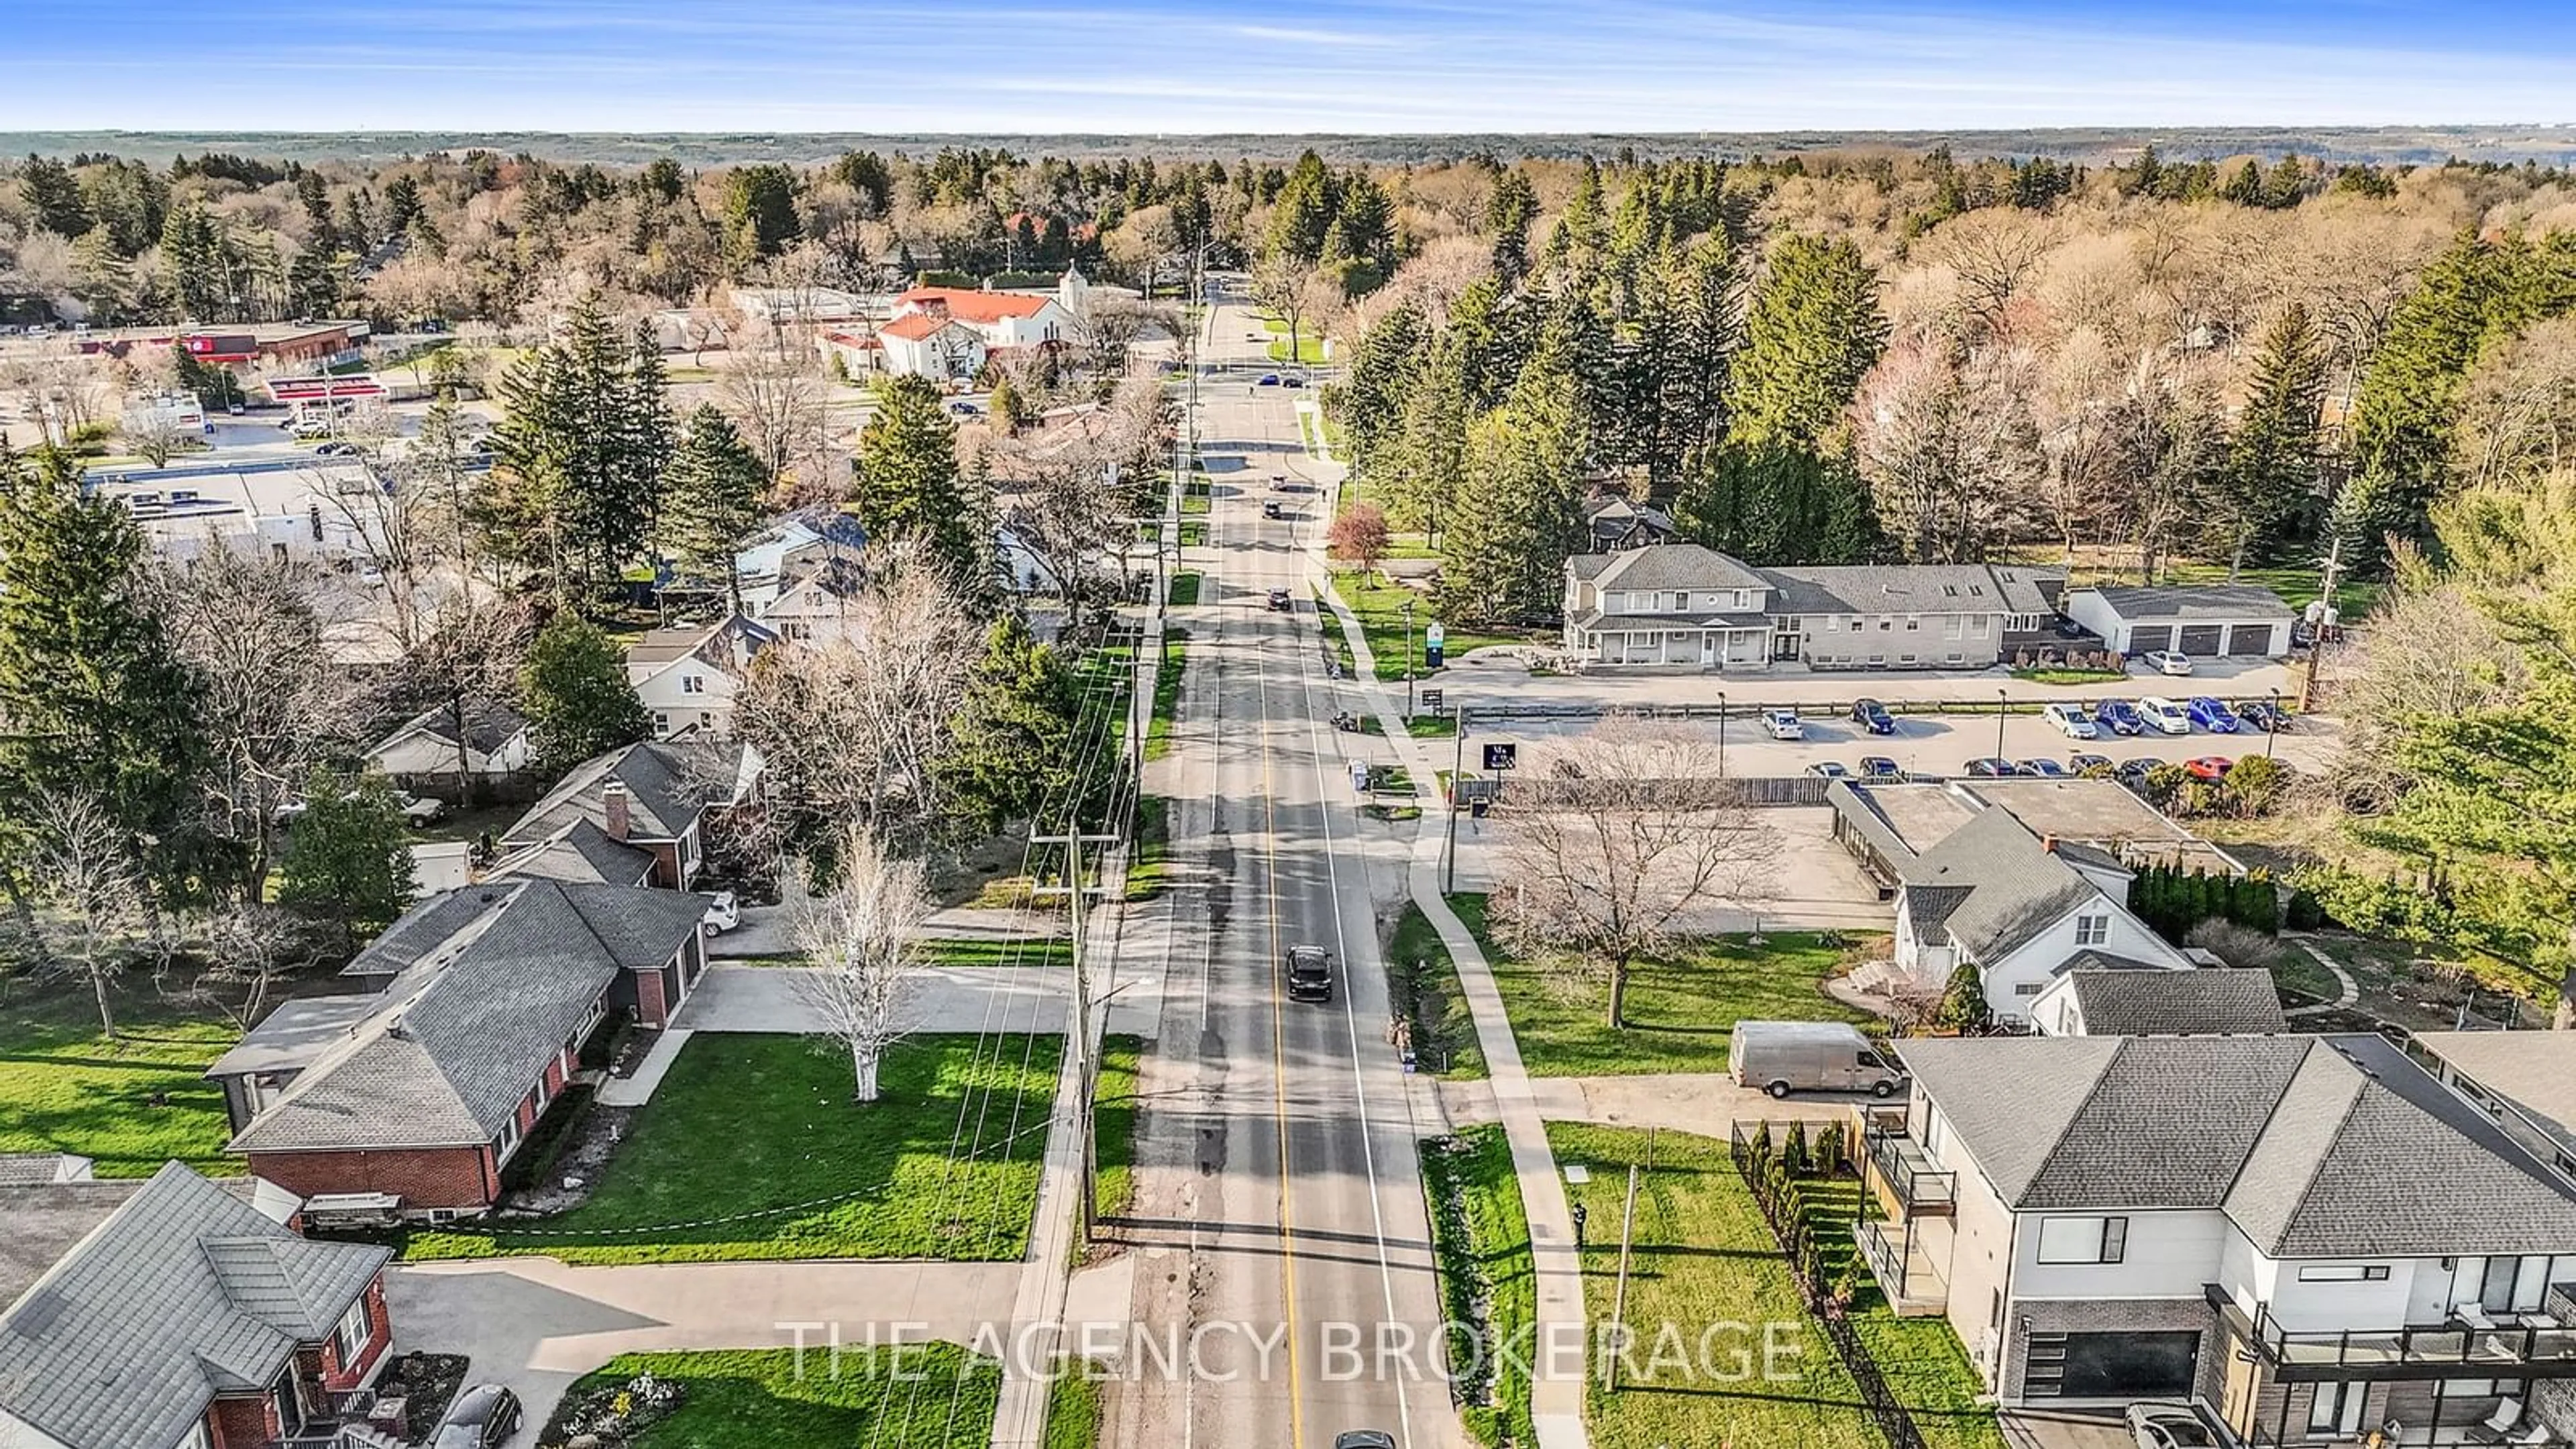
xmin=1483 ymin=743 xmax=1518 ymax=772
xmin=1424 ymin=621 xmax=1446 ymax=669
xmin=1421 ymin=688 xmax=1444 ymax=713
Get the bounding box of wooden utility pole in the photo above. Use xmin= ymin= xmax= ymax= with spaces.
xmin=2298 ymin=531 xmax=2345 ymax=713
xmin=1605 ymin=1161 xmax=1642 ymax=1390
xmin=1032 ymin=825 xmax=1121 ymax=1242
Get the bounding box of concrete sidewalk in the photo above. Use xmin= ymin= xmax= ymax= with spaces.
xmin=1316 ymin=570 xmax=1593 ymax=1449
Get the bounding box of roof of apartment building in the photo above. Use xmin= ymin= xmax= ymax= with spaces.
xmin=227 ymin=880 xmax=707 ymax=1154
xmin=1566 ymin=543 xmax=1769 ymax=592
xmin=2079 ymin=584 xmax=2298 ymax=622
xmin=2052 ymin=965 xmax=2290 ymax=1035
xmin=1898 ymin=808 xmax=2118 ymax=963
xmin=1827 ymin=777 xmax=2241 ymax=877
xmin=502 ymin=739 xmax=743 ymax=851
xmin=1756 ymin=563 xmax=2024 ymax=619
xmin=2412 ymin=1031 xmax=2576 ymax=1164
xmin=0 ymin=1163 xmax=389 ymax=1449
xmin=1896 ymin=1032 xmax=2576 ymax=1257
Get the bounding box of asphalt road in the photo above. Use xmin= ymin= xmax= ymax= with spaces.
xmin=1110 ymin=286 xmax=1457 ymax=1449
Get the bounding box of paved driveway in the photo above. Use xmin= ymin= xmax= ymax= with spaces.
xmin=387 ymin=1258 xmax=1022 ymax=1447
xmin=2002 ymin=1406 xmax=2138 ymax=1449
xmin=680 ymin=963 xmax=1071 ymax=1034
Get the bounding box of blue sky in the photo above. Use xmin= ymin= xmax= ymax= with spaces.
xmin=7 ymin=1 xmax=2576 ymax=131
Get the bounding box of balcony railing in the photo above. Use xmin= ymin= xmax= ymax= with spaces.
xmin=1864 ymin=1126 xmax=1956 ymax=1216
xmin=2208 ymin=1285 xmax=2576 ymax=1379
xmin=1856 ymin=1218 xmax=1949 ymax=1314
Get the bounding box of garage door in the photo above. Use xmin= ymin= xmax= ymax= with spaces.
xmin=2224 ymin=623 xmax=2273 ymax=655
xmin=2177 ymin=625 xmax=2224 ymax=656
xmin=2128 ymin=625 xmax=2172 ymax=653
xmin=2027 ymin=1330 xmax=2200 ymax=1399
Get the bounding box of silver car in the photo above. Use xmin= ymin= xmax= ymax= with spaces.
xmin=2125 ymin=1401 xmax=2224 ymax=1449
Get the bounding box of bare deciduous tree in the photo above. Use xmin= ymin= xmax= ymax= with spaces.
xmin=119 ymin=407 xmax=192 ymax=468
xmin=1487 ymin=721 xmax=1782 ymax=1029
xmin=720 ymin=345 xmax=828 ymax=488
xmin=792 ymin=823 xmax=930 ymax=1102
xmin=21 ymin=787 xmax=148 ymax=1038
xmin=170 ymin=904 xmax=315 ymax=1030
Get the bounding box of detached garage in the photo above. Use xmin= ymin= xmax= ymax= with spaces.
xmin=2062 ymin=586 xmax=2296 ymax=659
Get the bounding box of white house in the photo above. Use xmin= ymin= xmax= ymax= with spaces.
xmin=625 ymin=615 xmax=776 ymax=739
xmin=875 ymin=311 xmax=987 ymax=380
xmin=1560 ymin=544 xmax=2066 ymax=672
xmin=888 ymin=286 xmax=1077 ymax=350
xmin=2063 ymin=584 xmax=2296 ymax=659
xmin=1890 ymin=808 xmax=2194 ymax=1019
xmin=1870 ymin=1032 xmax=2576 ymax=1445
xmin=364 ymin=695 xmax=532 ymax=786
xmin=2027 ymin=964 xmax=2288 ymax=1037
xmin=732 ymin=515 xmax=868 ymax=613
xmin=761 ymin=559 xmax=869 ymax=647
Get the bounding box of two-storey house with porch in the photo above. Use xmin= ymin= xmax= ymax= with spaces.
xmin=1863 ymin=1032 xmax=2576 ymax=1448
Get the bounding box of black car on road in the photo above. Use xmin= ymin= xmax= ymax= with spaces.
xmin=431 ymin=1385 xmax=522 ymax=1449
xmin=1849 ymin=698 xmax=1896 ymax=735
xmin=1285 ymin=945 xmax=1334 ymax=1002
xmin=1267 ymin=588 xmax=1293 ymax=612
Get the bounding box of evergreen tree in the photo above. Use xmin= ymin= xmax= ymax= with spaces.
xmin=276 ymin=768 xmax=418 ymax=944
xmin=519 ymin=612 xmax=652 ymax=771
xmin=2222 ymin=159 xmax=2266 ymax=207
xmin=0 ymin=447 xmax=207 ymax=894
xmin=1263 ymin=151 xmax=1337 ymax=267
xmin=18 ymin=154 xmax=90 ymax=237
xmin=158 ymin=198 xmax=229 ymax=321
xmin=853 ymin=374 xmax=981 ymax=584
xmin=1728 ymin=234 xmax=1889 ymax=451
xmin=722 ymin=163 xmax=801 ymax=269
xmin=1385 ymin=332 xmax=1470 ymax=544
xmin=937 ymin=616 xmax=1084 ymax=835
xmin=659 ymin=405 xmax=768 ymax=616
xmin=1484 ymin=168 xmax=1539 ymax=285
xmin=1332 ymin=297 xmax=1426 ymax=476
xmin=2214 ymin=304 xmax=2328 ymax=576
xmin=487 ymin=294 xmax=667 ymax=603
xmin=1440 ymin=354 xmax=1588 ymax=625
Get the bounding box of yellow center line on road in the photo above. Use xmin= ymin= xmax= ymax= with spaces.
xmin=1256 ymin=510 xmax=1308 ymax=1449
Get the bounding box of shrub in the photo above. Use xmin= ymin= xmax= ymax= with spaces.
xmin=1935 ymin=963 xmax=1989 ymax=1032
xmin=2185 ymin=918 xmax=2285 ymax=969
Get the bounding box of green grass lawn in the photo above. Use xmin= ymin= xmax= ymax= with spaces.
xmin=0 ymin=987 xmax=241 ymax=1177
xmin=1093 ymin=1034 xmax=1143 ymax=1222
xmin=1168 ymin=571 xmax=1202 ymax=606
xmin=1046 ymin=1366 xmax=1104 ymax=1449
xmin=1144 ymin=633 xmax=1189 ymax=763
xmin=1454 ymin=896 xmax=1883 ymax=1077
xmin=1387 ymin=902 xmax=1487 ymax=1078
xmin=1801 ymin=1177 xmax=2004 ymax=1449
xmin=1551 ymin=1125 xmax=1882 ymax=1449
xmin=1126 ymin=795 xmax=1171 ymax=902
xmin=1267 ymin=336 xmax=1328 ymax=364
xmin=2010 ymin=667 xmax=2129 ymax=686
xmin=921 ymin=938 xmax=1075 ymax=971
xmin=407 ymin=1033 xmax=1059 ymax=1264
xmin=544 ymin=1346 xmax=1000 ymax=1449
xmin=1332 ymin=571 xmax=1533 ymax=681
xmin=1421 ymin=1127 xmax=1536 ymax=1449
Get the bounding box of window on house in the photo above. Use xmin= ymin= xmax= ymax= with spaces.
xmin=681 ymin=675 xmax=706 ymax=694
xmin=651 ymin=712 xmax=669 ymax=734
xmin=2297 ymin=1264 xmax=2392 ymax=1282
xmin=495 ymin=1112 xmax=521 ymax=1162
xmin=2014 ymin=981 xmax=2044 ymax=996
xmin=1673 ymin=592 xmax=1690 ymax=610
xmin=1906 ymin=616 xmax=1920 ymax=631
xmin=332 ymin=1294 xmax=373 ymax=1365
xmin=2074 ymin=914 xmax=2109 ymax=947
xmin=1971 ymin=618 xmax=1990 ymax=637
xmin=2035 ymin=1215 xmax=2128 ymax=1264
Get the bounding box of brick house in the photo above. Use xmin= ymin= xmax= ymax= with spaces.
xmin=0 ymin=1162 xmax=394 ymax=1449
xmin=493 ymin=739 xmax=748 ymax=890
xmin=1862 ymin=1033 xmax=2576 ymax=1445
xmin=210 ymin=879 xmax=710 ymax=1217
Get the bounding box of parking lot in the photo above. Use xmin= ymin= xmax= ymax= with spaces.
xmin=1452 ymin=702 xmax=2341 ymax=782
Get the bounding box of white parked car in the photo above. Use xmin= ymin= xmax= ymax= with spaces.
xmin=702 ymin=890 xmax=740 ymax=934
xmin=1762 ymin=708 xmax=1805 ymax=741
xmin=2042 ymin=703 xmax=2099 ymax=740
xmin=397 ymin=792 xmax=446 ymax=825
xmin=2141 ymin=649 xmax=2194 ymax=676
xmin=2137 ymin=696 xmax=2194 ymax=735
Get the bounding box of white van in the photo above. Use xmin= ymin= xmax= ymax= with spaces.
xmin=1729 ymin=1020 xmax=1905 ymax=1099
xmin=2137 ymin=696 xmax=2194 ymax=735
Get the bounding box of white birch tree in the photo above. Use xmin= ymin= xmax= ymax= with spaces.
xmin=791 ymin=824 xmax=930 ymax=1102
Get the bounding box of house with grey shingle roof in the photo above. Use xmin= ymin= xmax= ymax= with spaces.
xmin=0 ymin=1163 xmax=394 ymax=1449
xmin=2063 ymin=583 xmax=2296 ymax=660
xmin=1559 ymin=543 xmax=2065 ymax=671
xmin=500 ymin=739 xmax=749 ymax=889
xmin=207 ymin=879 xmax=710 ymax=1216
xmin=362 ymin=693 xmax=531 ymax=791
xmin=1890 ymin=807 xmax=2192 ymax=1021
xmin=1860 ymin=1032 xmax=2576 ymax=1443
xmin=2030 ymin=961 xmax=2289 ymax=1036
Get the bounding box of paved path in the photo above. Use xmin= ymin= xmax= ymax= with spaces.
xmin=708 ymin=903 xmax=1051 ymax=959
xmin=1318 ymin=572 xmax=1592 ymax=1449
xmin=1436 ymin=1073 xmax=1869 ymax=1138
xmin=388 ymin=1256 xmax=1027 ymax=1447
xmin=2284 ymin=938 xmax=2363 ymax=1014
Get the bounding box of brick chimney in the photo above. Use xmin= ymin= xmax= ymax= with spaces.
xmin=602 ymin=781 xmax=631 ymax=841
xmin=2041 ymin=834 xmax=2058 ymax=854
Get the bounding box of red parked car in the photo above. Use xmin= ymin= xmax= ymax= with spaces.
xmin=2184 ymin=755 xmax=2235 ymax=783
